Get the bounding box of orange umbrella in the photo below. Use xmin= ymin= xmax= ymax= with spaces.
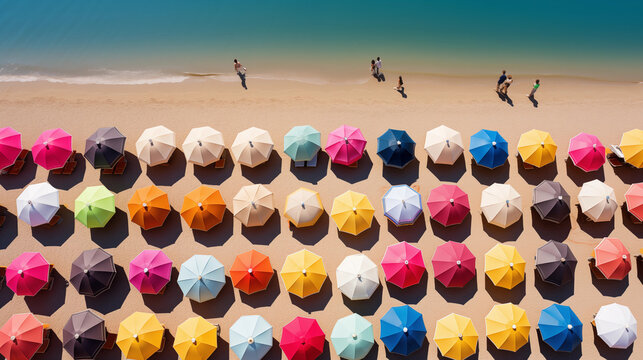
xmin=230 ymin=250 xmax=273 ymax=295
xmin=180 ymin=186 xmax=226 ymax=231
xmin=128 ymin=186 xmax=170 ymax=230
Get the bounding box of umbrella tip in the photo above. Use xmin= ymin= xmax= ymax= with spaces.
xmin=558 ymin=195 xmax=563 ymax=201
xmin=302 ymin=269 xmax=307 ymax=275
xmin=352 ymin=207 xmax=357 ymax=212
xmin=560 ymin=257 xmax=566 ymax=263
xmin=450 ymin=198 xmax=455 ymax=204
xmin=567 ymin=324 xmax=573 ymax=330
xmin=396 ymin=140 xmax=402 ymax=146
xmin=606 ymin=196 xmax=610 ymax=202
xmin=74 ymin=333 xmax=80 ymax=339
xmin=458 ymin=333 xmax=463 ymax=340
xmin=446 ymin=139 xmax=450 ymax=147
xmin=133 ymin=334 xmax=138 ymax=340
xmin=506 ymin=200 xmax=510 ymax=206
xmin=143 ymin=268 xmax=149 ymax=274
xmin=541 ymin=142 xmax=545 ymax=146
xmin=402 ymin=327 xmax=408 ymax=333
xmin=404 ymin=260 xmax=409 ymax=266
xmin=248 ymin=140 xmax=253 ymax=147
xmin=198 ymin=275 xmax=202 ymax=280
xmin=17 ymin=269 xmax=23 ymax=275
xmin=248 ymin=268 xmax=253 ymax=274
xmin=197 ymin=140 xmax=202 ymax=147
xmin=509 ymin=262 xmax=514 ymax=268
xmin=352 ymin=333 xmax=358 ymax=339
xmin=10 ymin=335 xmax=16 ymax=341
xmin=456 ymin=260 xmax=461 ymax=266
xmin=197 ymin=202 xmax=203 ymax=209
xmin=191 ymin=338 xmax=196 ymax=344
xmin=301 ymin=202 xmax=305 ymax=208
xmin=623 ymin=254 xmax=628 ymax=260
xmin=142 ymin=202 xmax=148 ymax=209
xmin=148 ymin=139 xmax=153 ymax=145
xmin=492 ymin=141 xmax=497 ymax=147
xmin=593 ymin=143 xmax=597 ymax=149
xmin=84 ymin=269 xmax=89 ymax=274
xmin=512 ymin=324 xmax=517 ymax=330
xmin=251 ymin=201 xmax=256 ymax=208
xmin=248 ymin=337 xmax=254 ymax=344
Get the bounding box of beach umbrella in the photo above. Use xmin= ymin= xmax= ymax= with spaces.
xmin=62 ymin=310 xmax=106 ymax=359
xmin=336 ymin=254 xmax=379 ymax=300
xmin=433 ymin=313 xmax=478 ymax=360
xmin=325 ymin=125 xmax=367 ymax=166
xmin=517 ymin=129 xmax=557 ymax=167
xmin=620 ymin=128 xmax=643 ymax=168
xmin=380 ymin=305 xmax=427 ymax=356
xmin=594 ymin=238 xmax=631 ymax=280
xmin=625 ymin=183 xmax=643 ymax=222
xmin=330 ymin=190 xmax=375 ymax=235
xmin=129 ymin=250 xmax=172 ymax=295
xmin=485 ymin=304 xmax=530 ymax=352
xmin=568 ymin=132 xmax=605 ymax=172
xmin=382 ymin=185 xmax=422 ymax=226
xmin=284 ymin=188 xmax=324 ymax=228
xmin=84 ymin=127 xmax=126 ymax=169
xmin=0 ymin=127 xmax=22 ymax=170
xmin=182 ymin=126 xmax=225 ymax=167
xmin=180 ymin=186 xmax=226 ymax=231
xmin=6 ymin=252 xmax=50 ymax=296
xmin=74 ymin=185 xmax=115 ymax=228
xmin=331 ymin=314 xmax=374 ymax=360
xmin=281 ymin=317 xmax=325 ymax=360
xmin=135 ymin=125 xmax=176 ymax=166
xmin=231 ymin=127 xmax=273 ymax=167
xmin=284 ymin=125 xmax=321 ymax=162
xmin=532 ymin=180 xmax=570 ymax=223
xmin=116 ymin=312 xmax=164 ymax=360
xmin=535 ymin=241 xmax=577 ymax=286
xmin=280 ymin=249 xmax=327 ymax=298
xmin=484 ymin=244 xmax=525 ymax=290
xmin=177 ymin=255 xmax=225 ymax=302
xmin=432 ymin=242 xmax=476 ymax=288
xmin=127 ymin=185 xmax=170 ymax=230
xmin=0 ymin=313 xmax=43 ymax=360
xmin=377 ymin=129 xmax=416 ymax=168
xmin=469 ymin=129 xmax=508 ymax=169
xmin=578 ymin=179 xmax=617 ymax=222
xmin=427 ymin=184 xmax=470 ymax=226
xmin=230 ymin=315 xmax=273 ymax=360
xmin=32 ymin=128 xmax=72 ymax=170
xmin=538 ymin=304 xmax=582 ymax=352
xmin=480 ymin=183 xmax=522 ymax=228
xmin=595 ymin=303 xmax=637 ymax=349
xmin=381 ymin=242 xmax=425 ymax=289
xmin=70 ymin=248 xmax=116 ymax=297
xmin=233 ymin=184 xmax=274 ymax=227
xmin=230 ymin=250 xmax=273 ymax=295
xmin=424 ymin=125 xmax=464 ymax=165
xmin=173 ymin=316 xmax=218 ymax=360
xmin=16 ymin=182 xmax=59 ymax=227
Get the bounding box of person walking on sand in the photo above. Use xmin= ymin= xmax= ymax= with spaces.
xmin=375 ymin=57 xmax=382 ymax=75
xmin=527 ymin=79 xmax=540 ymax=97
xmin=234 ymin=59 xmax=246 ymax=75
xmin=370 ymin=59 xmax=376 ymax=76
xmin=501 ymin=75 xmax=513 ymax=95
xmin=496 ymin=70 xmax=507 ymax=92
xmin=394 ymin=76 xmax=404 ymax=91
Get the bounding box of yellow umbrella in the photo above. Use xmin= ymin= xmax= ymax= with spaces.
xmin=517 ymin=129 xmax=557 ymax=167
xmin=434 ymin=313 xmax=478 ymax=360
xmin=280 ymin=249 xmax=327 ymax=298
xmin=620 ymin=129 xmax=643 ymax=168
xmin=284 ymin=188 xmax=324 ymax=228
xmin=485 ymin=304 xmax=530 ymax=352
xmin=484 ymin=244 xmax=526 ymax=290
xmin=116 ymin=312 xmax=165 ymax=360
xmin=173 ymin=316 xmax=218 ymax=360
xmin=330 ymin=190 xmax=375 ymax=235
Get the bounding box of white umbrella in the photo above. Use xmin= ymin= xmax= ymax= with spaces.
xmin=229 ymin=315 xmax=273 ymax=360
xmin=182 ymin=126 xmax=225 ymax=167
xmin=284 ymin=188 xmax=324 ymax=228
xmin=135 ymin=125 xmax=176 ymax=166
xmin=595 ymin=303 xmax=637 ymax=349
xmin=481 ymin=183 xmax=522 ymax=228
xmin=16 ymin=182 xmax=59 ymax=226
xmin=424 ymin=125 xmax=464 ymax=165
xmin=231 ymin=127 xmax=274 ymax=167
xmin=336 ymin=254 xmax=379 ymax=300
xmin=233 ymin=184 xmax=275 ymax=227
xmin=578 ymin=179 xmax=618 ymax=222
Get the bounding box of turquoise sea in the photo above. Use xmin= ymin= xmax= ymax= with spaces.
xmin=1 ymin=0 xmax=642 ymax=84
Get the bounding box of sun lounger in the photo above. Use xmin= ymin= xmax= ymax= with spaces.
xmin=606 ymin=145 xmax=626 ymax=167
xmin=36 ymin=325 xmax=52 ymax=353
xmin=0 ymin=215 xmax=5 ymax=227
xmin=103 ymin=332 xmax=117 ymax=350
xmin=214 ymin=158 xmax=225 ymax=168
xmin=307 ymin=154 xmax=318 ymax=167
xmin=47 ymin=215 xmax=61 ymax=227
xmin=294 ymin=161 xmax=306 ymax=168
xmin=348 ymin=160 xmax=358 ymax=168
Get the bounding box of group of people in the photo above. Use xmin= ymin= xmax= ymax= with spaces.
xmin=370 ymin=57 xmax=385 ymax=82
xmin=496 ymin=70 xmax=540 ymax=98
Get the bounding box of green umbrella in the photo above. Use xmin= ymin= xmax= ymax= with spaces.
xmin=331 ymin=313 xmax=374 ymax=360
xmin=284 ymin=125 xmax=321 ymax=162
xmin=75 ymin=185 xmax=115 ymax=228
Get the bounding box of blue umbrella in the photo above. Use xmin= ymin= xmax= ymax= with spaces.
xmin=469 ymin=129 xmax=508 ymax=169
xmin=230 ymin=315 xmax=273 ymax=360
xmin=538 ymin=304 xmax=583 ymax=352
xmin=177 ymin=255 xmax=225 ymax=303
xmin=380 ymin=305 xmax=426 ymax=355
xmin=382 ymin=185 xmax=422 ymax=226
xmin=377 ymin=129 xmax=416 ymax=168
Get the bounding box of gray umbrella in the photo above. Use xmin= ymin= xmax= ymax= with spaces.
xmin=70 ymin=248 xmax=116 ymax=297
xmin=532 ymin=180 xmax=571 ymax=223
xmin=535 ymin=241 xmax=577 ymax=286
xmin=84 ymin=127 xmax=126 ymax=169
xmin=63 ymin=310 xmax=106 ymax=359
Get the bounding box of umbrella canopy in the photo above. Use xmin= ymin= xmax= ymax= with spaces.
xmin=70 ymin=248 xmax=116 ymax=297
xmin=568 ymin=132 xmax=605 ymax=172
xmin=377 ymin=129 xmax=416 ymax=168
xmin=231 ymin=127 xmax=274 ymax=167
xmin=336 ymin=254 xmax=379 ymax=301
xmin=116 ymin=312 xmax=164 ymax=360
xmin=427 ymin=184 xmax=470 ymax=227
xmin=6 ymin=252 xmax=50 ymax=296
xmin=380 ymin=305 xmax=427 ymax=356
xmin=434 ymin=313 xmax=478 ymax=360
xmin=532 ymin=180 xmax=571 ymax=224
xmin=129 ymin=250 xmax=172 ymax=295
xmin=424 ymin=125 xmax=464 ymax=165
xmin=136 ymin=125 xmax=176 ymax=166
xmin=535 ymin=241 xmax=577 ymax=286
xmin=74 ymin=185 xmax=115 ymax=228
xmin=180 ymin=186 xmax=226 ymax=231
xmin=331 ymin=314 xmax=374 ymax=360
xmin=177 ymin=255 xmax=225 ymax=303
xmin=330 ymin=190 xmax=375 ymax=235
xmin=484 ymin=244 xmax=526 ymax=290
xmin=594 ymin=238 xmax=631 ymax=280
xmin=381 ymin=242 xmax=425 ymax=289
xmin=578 ymin=180 xmax=617 ymax=222
xmin=625 ymin=183 xmax=643 ymax=222
xmin=432 ymin=242 xmax=476 ymax=288
xmin=173 ymin=316 xmax=218 ymax=360
xmin=284 ymin=125 xmax=321 ymax=162
xmin=538 ymin=304 xmax=582 ymax=352
xmin=382 ymin=185 xmax=422 ymax=226
xmin=517 ymin=129 xmax=557 ymax=167
xmin=620 ymin=128 xmax=643 ymax=168
xmin=280 ymin=317 xmax=325 ymax=360
xmin=280 ymin=250 xmax=327 ymax=298
xmin=233 ymin=184 xmax=275 ymax=227
xmin=62 ymin=310 xmax=106 ymax=359
xmin=481 ymin=183 xmax=522 ymax=228
xmin=0 ymin=127 xmax=22 ymax=170
xmin=230 ymin=250 xmax=272 ymax=295
xmin=325 ymin=125 xmax=367 ymax=166
xmin=230 ymin=315 xmax=273 ymax=360
xmin=595 ymin=303 xmax=637 ymax=349
xmin=485 ymin=303 xmax=530 ymax=352
xmin=16 ymin=182 xmax=59 ymax=227
xmin=32 ymin=128 xmax=72 ymax=170
xmin=182 ymin=126 xmax=225 ymax=167
xmin=469 ymin=129 xmax=508 ymax=169
xmin=84 ymin=127 xmax=126 ymax=169
xmin=284 ymin=188 xmax=324 ymax=228
xmin=128 ymin=185 xmax=170 ymax=230
xmin=0 ymin=313 xmax=43 ymax=360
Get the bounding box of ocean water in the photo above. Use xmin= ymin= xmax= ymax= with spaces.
xmin=1 ymin=0 xmax=642 ymax=84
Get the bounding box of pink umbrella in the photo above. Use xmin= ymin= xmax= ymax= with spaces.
xmin=381 ymin=241 xmax=425 ymax=288
xmin=426 ymin=184 xmax=470 ymax=226
xmin=625 ymin=183 xmax=643 ymax=222
xmin=431 ymin=242 xmax=476 ymax=288
xmin=325 ymin=125 xmax=367 ymax=166
xmin=32 ymin=128 xmax=72 ymax=170
xmin=6 ymin=252 xmax=50 ymax=296
xmin=568 ymin=132 xmax=605 ymax=172
xmin=129 ymin=250 xmax=172 ymax=294
xmin=0 ymin=127 xmax=22 ymax=170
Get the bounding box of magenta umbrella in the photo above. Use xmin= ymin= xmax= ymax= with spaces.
xmin=0 ymin=127 xmax=22 ymax=170
xmin=325 ymin=125 xmax=367 ymax=166
xmin=128 ymin=250 xmax=172 ymax=294
xmin=6 ymin=252 xmax=50 ymax=296
xmin=432 ymin=242 xmax=476 ymax=288
xmin=568 ymin=132 xmax=605 ymax=172
xmin=426 ymin=184 xmax=470 ymax=226
xmin=32 ymin=128 xmax=73 ymax=170
xmin=381 ymin=242 xmax=425 ymax=288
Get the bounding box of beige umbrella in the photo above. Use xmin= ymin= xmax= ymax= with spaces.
xmin=481 ymin=183 xmax=522 ymax=228
xmin=233 ymin=184 xmax=275 ymax=227
xmin=424 ymin=125 xmax=464 ymax=165
xmin=284 ymin=188 xmax=324 ymax=228
xmin=182 ymin=127 xmax=225 ymax=166
xmin=578 ymin=179 xmax=617 ymax=222
xmin=231 ymin=127 xmax=273 ymax=167
xmin=136 ymin=126 xmax=176 ymax=166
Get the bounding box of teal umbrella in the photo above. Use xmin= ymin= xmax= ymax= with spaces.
xmin=284 ymin=125 xmax=321 ymax=162
xmin=331 ymin=313 xmax=374 ymax=360
xmin=177 ymin=255 xmax=225 ymax=303
xmin=230 ymin=315 xmax=273 ymax=360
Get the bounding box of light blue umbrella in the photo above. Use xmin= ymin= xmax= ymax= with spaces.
xmin=177 ymin=255 xmax=225 ymax=303
xmin=382 ymin=185 xmax=422 ymax=226
xmin=538 ymin=304 xmax=583 ymax=352
xmin=284 ymin=125 xmax=321 ymax=162
xmin=380 ymin=305 xmax=426 ymax=356
xmin=230 ymin=315 xmax=273 ymax=360
xmin=469 ymin=129 xmax=509 ymax=169
xmin=331 ymin=313 xmax=374 ymax=360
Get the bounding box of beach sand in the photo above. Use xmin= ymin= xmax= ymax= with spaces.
xmin=0 ymin=74 xmax=642 ymax=360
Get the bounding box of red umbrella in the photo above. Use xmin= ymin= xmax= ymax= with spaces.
xmin=426 ymin=184 xmax=470 ymax=226
xmin=381 ymin=242 xmax=425 ymax=289
xmin=280 ymin=317 xmax=325 ymax=360
xmin=594 ymin=238 xmax=631 ymax=280
xmin=5 ymin=252 xmax=50 ymax=296
xmin=431 ymin=241 xmax=476 ymax=288
xmin=230 ymin=250 xmax=273 ymax=295
xmin=0 ymin=313 xmax=44 ymax=360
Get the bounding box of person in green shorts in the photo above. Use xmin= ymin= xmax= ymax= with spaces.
xmin=528 ymin=79 xmax=540 ymax=98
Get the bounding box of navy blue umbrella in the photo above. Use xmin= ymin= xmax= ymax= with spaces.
xmin=377 ymin=129 xmax=416 ymax=168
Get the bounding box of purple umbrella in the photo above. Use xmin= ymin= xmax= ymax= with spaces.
xmin=62 ymin=310 xmax=106 ymax=359
xmin=535 ymin=241 xmax=577 ymax=286
xmin=70 ymin=248 xmax=116 ymax=297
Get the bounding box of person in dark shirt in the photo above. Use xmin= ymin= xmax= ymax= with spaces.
xmin=496 ymin=70 xmax=507 ymax=92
